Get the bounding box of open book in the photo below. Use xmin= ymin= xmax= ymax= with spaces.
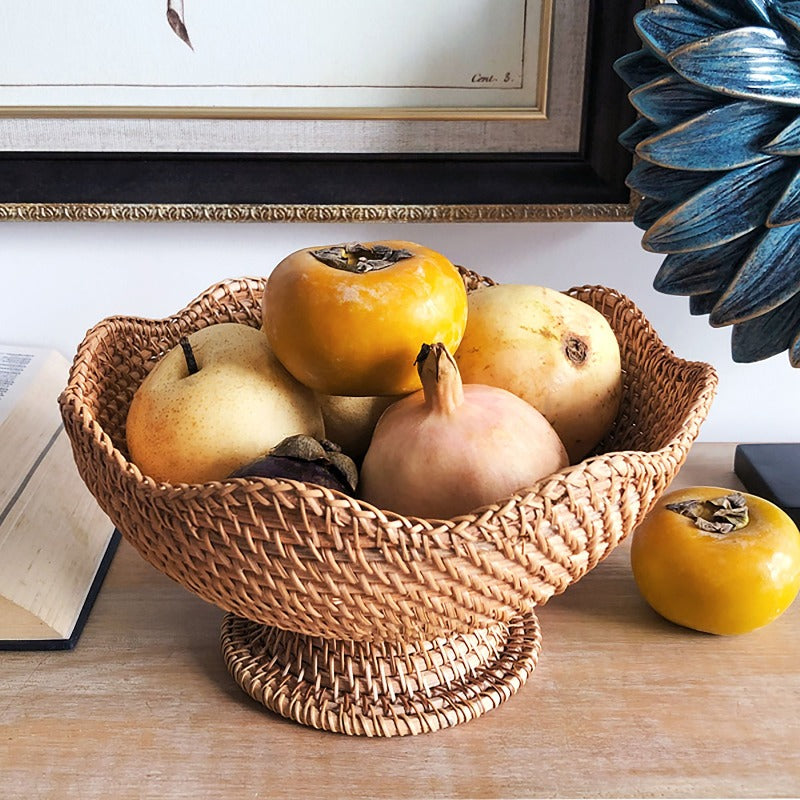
xmin=0 ymin=345 xmax=118 ymax=650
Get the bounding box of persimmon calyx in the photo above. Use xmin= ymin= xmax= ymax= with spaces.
xmin=665 ymin=492 xmax=749 ymax=533
xmin=310 ymin=241 xmax=413 ymax=273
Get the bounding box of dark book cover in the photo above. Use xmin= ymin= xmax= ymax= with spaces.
xmin=734 ymin=444 xmax=800 ymax=527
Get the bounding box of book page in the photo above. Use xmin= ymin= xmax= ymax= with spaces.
xmin=0 ymin=346 xmax=49 ymax=427
xmin=0 ymin=349 xmax=68 ymax=520
xmin=0 ymin=346 xmax=114 ymax=642
xmin=0 ymin=430 xmax=113 ymax=639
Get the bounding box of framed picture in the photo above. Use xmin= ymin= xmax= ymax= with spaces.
xmin=0 ymin=0 xmax=646 ymax=222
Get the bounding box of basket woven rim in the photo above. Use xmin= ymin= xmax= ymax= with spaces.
xmin=58 ymin=274 xmax=719 ymax=531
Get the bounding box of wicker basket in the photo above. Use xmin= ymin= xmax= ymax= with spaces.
xmin=59 ymin=270 xmax=717 ymax=737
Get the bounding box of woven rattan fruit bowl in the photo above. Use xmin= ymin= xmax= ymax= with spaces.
xmin=59 ymin=270 xmax=717 ymax=737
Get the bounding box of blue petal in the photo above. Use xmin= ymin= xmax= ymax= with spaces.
xmin=619 ymin=117 xmax=660 ymax=153
xmin=669 ymin=27 xmax=800 ymax=106
xmin=764 ymin=114 xmax=800 ymax=155
xmin=790 ymin=326 xmax=800 ymax=366
xmin=690 ymin=291 xmax=723 ymax=315
xmin=634 ymin=6 xmax=724 ymax=60
xmin=634 ymin=198 xmax=675 ymax=231
xmin=653 ymin=232 xmax=759 ymax=294
xmin=768 ymin=167 xmax=800 ymax=225
xmin=636 ymin=101 xmax=792 ymax=171
xmin=626 ymin=160 xmax=720 ymax=203
xmin=613 ymin=49 xmax=673 ymax=89
xmin=677 ymin=0 xmax=756 ymax=27
xmin=772 ymin=0 xmax=800 ymax=37
xmin=740 ymin=0 xmax=773 ymax=25
xmin=730 ymin=290 xmax=800 ymax=361
xmin=629 ymin=74 xmax=721 ymax=127
xmin=710 ymin=222 xmax=800 ymax=325
xmin=642 ymin=158 xmax=791 ymax=254
xmin=772 ymin=0 xmax=800 ymax=52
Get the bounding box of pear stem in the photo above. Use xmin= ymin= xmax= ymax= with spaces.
xmin=179 ymin=336 xmax=199 ymax=375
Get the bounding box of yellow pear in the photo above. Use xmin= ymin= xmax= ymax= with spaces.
xmin=454 ymin=284 xmax=622 ymax=463
xmin=126 ymin=323 xmax=324 ymax=484
xmin=316 ymin=393 xmax=401 ymax=463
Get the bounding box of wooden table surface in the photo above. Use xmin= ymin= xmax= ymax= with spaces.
xmin=2 ymin=443 xmax=798 ymax=799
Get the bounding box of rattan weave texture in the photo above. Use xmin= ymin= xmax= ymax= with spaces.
xmin=221 ymin=611 xmax=542 ymax=737
xmin=58 ymin=270 xmax=717 ymax=734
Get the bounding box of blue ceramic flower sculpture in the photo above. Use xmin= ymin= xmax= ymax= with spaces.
xmin=615 ymin=0 xmax=800 ymax=366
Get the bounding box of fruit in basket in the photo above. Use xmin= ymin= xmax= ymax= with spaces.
xmin=230 ymin=434 xmax=358 ymax=495
xmin=317 ymin=392 xmax=404 ymax=464
xmin=126 ymin=323 xmax=324 ymax=484
xmin=454 ymin=284 xmax=622 ymax=463
xmin=631 ymin=487 xmax=800 ymax=636
xmin=359 ymin=342 xmax=569 ymax=519
xmin=262 ymin=240 xmax=468 ymax=396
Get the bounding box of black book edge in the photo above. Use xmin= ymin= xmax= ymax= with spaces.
xmin=0 ymin=528 xmax=121 ymax=651
xmin=734 ymin=444 xmax=800 ymax=527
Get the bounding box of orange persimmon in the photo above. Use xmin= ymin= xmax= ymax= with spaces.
xmin=631 ymin=486 xmax=800 ymax=635
xmin=262 ymin=241 xmax=468 ymax=396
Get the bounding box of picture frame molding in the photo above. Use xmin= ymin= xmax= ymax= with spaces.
xmin=0 ymin=0 xmax=648 ymax=223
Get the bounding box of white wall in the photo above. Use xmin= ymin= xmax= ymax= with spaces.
xmin=2 ymin=219 xmax=797 ymax=443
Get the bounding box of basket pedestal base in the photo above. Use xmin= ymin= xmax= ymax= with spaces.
xmin=221 ymin=612 xmax=542 ymax=737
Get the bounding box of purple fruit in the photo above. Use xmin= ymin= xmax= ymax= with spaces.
xmin=229 ymin=435 xmax=358 ymax=495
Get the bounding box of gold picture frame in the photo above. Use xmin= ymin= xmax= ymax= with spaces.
xmin=0 ymin=0 xmax=647 ymax=222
